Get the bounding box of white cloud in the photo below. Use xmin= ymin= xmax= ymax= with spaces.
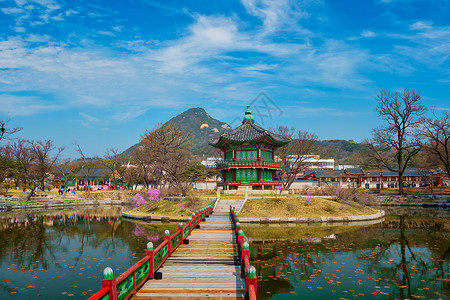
xmin=14 ymin=26 xmax=26 ymax=33
xmin=78 ymin=112 xmax=101 ymax=127
xmin=0 ymin=94 xmax=61 ymax=116
xmin=390 ymin=21 xmax=450 ymax=67
xmin=1 ymin=7 xmax=25 ymax=14
xmin=24 ymin=34 xmax=52 ymax=42
xmin=111 ymin=109 xmax=147 ymax=123
xmin=98 ymin=31 xmax=115 ymax=37
xmin=241 ymin=0 xmax=311 ymax=33
xmin=410 ymin=20 xmax=433 ymax=30
xmin=65 ymin=9 xmax=78 ymax=16
xmin=361 ymin=30 xmax=376 ymax=38
xmin=51 ymin=13 xmax=63 ymax=21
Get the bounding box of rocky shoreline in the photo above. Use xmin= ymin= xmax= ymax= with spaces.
xmin=122 ymin=210 xmax=385 ymax=224
xmin=371 ymin=194 xmax=450 ymax=207
xmin=0 ymin=199 xmax=129 ymax=211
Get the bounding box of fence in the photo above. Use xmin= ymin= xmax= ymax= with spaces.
xmin=230 ymin=205 xmax=257 ymax=300
xmin=87 ymin=205 xmax=213 ymax=300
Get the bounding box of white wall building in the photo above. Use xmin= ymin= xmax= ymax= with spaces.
xmin=284 ymin=155 xmax=335 ymax=170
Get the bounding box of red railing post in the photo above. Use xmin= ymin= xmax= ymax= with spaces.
xmin=188 ymin=216 xmax=193 ymax=235
xmin=241 ymin=242 xmax=249 ymax=278
xmin=177 ymin=222 xmax=183 ymax=248
xmin=237 ymin=230 xmax=244 ymax=252
xmin=101 ymin=267 xmax=117 ymax=300
xmin=164 ymin=230 xmax=171 ymax=257
xmin=145 ymin=242 xmax=155 ymax=279
xmin=245 ymin=266 xmax=257 ymax=300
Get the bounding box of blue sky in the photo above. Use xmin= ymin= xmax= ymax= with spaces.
xmin=0 ymin=0 xmax=449 ymax=158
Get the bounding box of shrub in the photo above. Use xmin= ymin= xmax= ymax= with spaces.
xmin=319 ymin=185 xmax=373 ymax=204
xmin=132 ymin=188 xmax=161 ymax=210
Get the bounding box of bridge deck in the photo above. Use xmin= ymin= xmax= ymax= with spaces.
xmin=132 ymin=209 xmax=245 ymax=300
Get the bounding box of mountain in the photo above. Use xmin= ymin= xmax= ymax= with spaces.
xmin=120 ymin=108 xmax=230 ymax=158
xmin=167 ymin=107 xmax=230 ymax=154
xmin=318 ymin=140 xmax=367 ymax=160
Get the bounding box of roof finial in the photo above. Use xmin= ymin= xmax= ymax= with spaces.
xmin=243 ymin=105 xmax=254 ymax=124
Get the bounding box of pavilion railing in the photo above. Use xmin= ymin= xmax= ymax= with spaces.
xmin=87 ymin=205 xmax=213 ymax=300
xmin=230 ymin=206 xmax=257 ymax=300
xmin=217 ymin=180 xmax=283 ymax=187
xmin=216 ymin=160 xmax=283 ymax=170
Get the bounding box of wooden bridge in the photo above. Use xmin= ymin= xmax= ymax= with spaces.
xmin=88 ymin=201 xmax=257 ymax=300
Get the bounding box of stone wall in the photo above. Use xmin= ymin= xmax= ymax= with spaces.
xmin=372 ymin=194 xmax=450 ymax=207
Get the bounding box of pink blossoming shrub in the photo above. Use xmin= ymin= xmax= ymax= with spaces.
xmin=132 ymin=189 xmax=161 ymax=209
xmin=132 ymin=193 xmax=146 ymax=207
xmin=147 ymin=189 xmax=160 ymax=200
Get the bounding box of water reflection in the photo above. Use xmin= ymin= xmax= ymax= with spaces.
xmin=0 ymin=207 xmax=178 ymax=299
xmin=244 ymin=211 xmax=450 ymax=300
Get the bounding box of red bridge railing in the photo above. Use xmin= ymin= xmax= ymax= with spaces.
xmin=87 ymin=205 xmax=213 ymax=300
xmin=230 ymin=206 xmax=257 ymax=300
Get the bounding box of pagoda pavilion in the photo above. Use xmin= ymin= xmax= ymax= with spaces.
xmin=209 ymin=105 xmax=291 ymax=190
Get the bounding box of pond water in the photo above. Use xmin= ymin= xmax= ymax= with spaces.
xmin=243 ymin=207 xmax=450 ymax=300
xmin=0 ymin=206 xmax=448 ymax=300
xmin=0 ymin=206 xmax=178 ymax=299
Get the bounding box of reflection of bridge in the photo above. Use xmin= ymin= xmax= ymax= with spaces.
xmin=88 ymin=202 xmax=258 ymax=300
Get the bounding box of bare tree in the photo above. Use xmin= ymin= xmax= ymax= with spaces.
xmin=420 ymin=111 xmax=450 ymax=176
xmin=4 ymin=139 xmax=34 ymax=188
xmin=130 ymin=145 xmax=158 ymax=188
xmin=273 ymin=126 xmax=319 ymax=190
xmin=369 ymin=89 xmax=426 ymax=195
xmin=74 ymin=142 xmax=100 ymax=199
xmin=102 ymin=148 xmax=123 ymax=189
xmin=139 ymin=122 xmax=192 ymax=193
xmin=0 ymin=119 xmax=22 ymax=142
xmin=27 ymin=140 xmax=64 ymax=199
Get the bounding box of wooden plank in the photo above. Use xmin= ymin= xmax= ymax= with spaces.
xmin=132 ymin=202 xmax=244 ymax=300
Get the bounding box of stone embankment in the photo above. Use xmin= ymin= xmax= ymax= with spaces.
xmin=0 ymin=196 xmax=130 ymax=211
xmin=372 ymin=194 xmax=450 ymax=207
xmin=237 ymin=211 xmax=385 ymax=224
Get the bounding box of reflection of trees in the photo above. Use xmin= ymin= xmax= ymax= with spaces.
xmin=0 ymin=214 xmax=62 ymax=270
xmin=248 ymin=216 xmax=450 ymax=300
xmin=0 ymin=208 xmax=179 ymax=274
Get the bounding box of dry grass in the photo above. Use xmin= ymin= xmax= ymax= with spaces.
xmin=239 ymin=196 xmax=379 ymax=218
xmin=125 ymin=199 xmax=214 ymax=217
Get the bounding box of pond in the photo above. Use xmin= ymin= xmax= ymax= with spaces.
xmin=0 ymin=206 xmax=448 ymax=299
xmin=0 ymin=206 xmax=179 ymax=299
xmin=243 ymin=207 xmax=450 ymax=300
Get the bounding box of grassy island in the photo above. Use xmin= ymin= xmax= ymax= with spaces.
xmin=238 ymin=196 xmax=379 ymax=218
xmin=123 ymin=194 xmax=380 ymax=219
xmin=124 ymin=197 xmax=215 ymax=217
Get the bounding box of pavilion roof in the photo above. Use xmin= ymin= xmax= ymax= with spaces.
xmin=209 ymin=105 xmax=291 ymax=147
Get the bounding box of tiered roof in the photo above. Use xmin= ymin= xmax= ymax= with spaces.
xmin=209 ymin=105 xmax=291 ymax=147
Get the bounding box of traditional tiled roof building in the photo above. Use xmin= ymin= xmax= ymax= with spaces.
xmin=209 ymin=105 xmax=291 ymax=190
